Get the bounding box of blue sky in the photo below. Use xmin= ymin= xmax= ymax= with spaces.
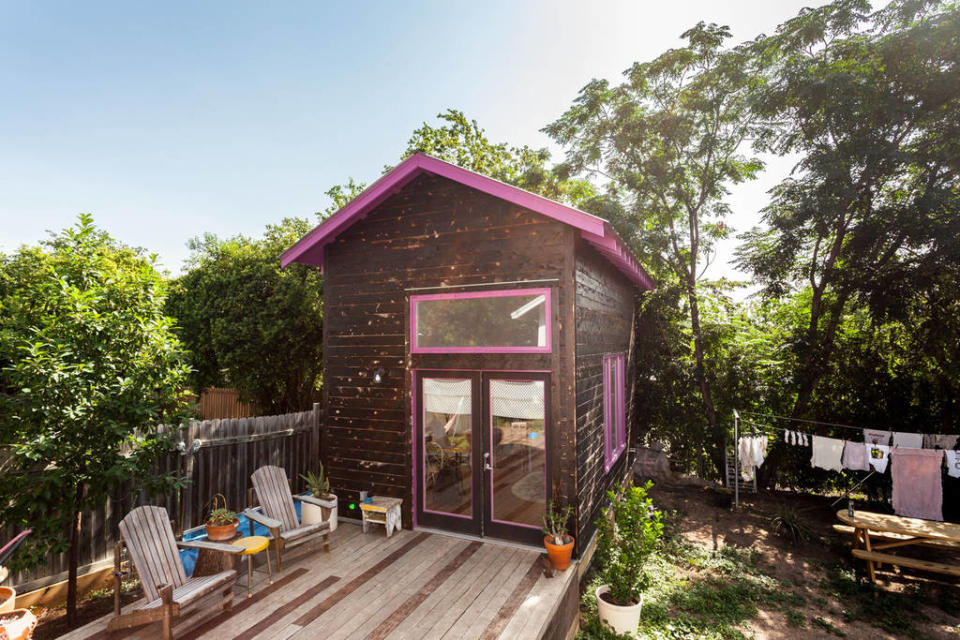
xmin=0 ymin=1 xmax=823 ymax=278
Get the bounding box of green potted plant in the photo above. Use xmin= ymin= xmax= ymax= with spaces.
xmin=204 ymin=493 xmax=239 ymax=541
xmin=301 ymin=464 xmax=338 ymax=531
xmin=594 ymin=480 xmax=663 ymax=636
xmin=542 ymin=499 xmax=575 ymax=570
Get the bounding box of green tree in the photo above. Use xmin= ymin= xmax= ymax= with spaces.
xmin=166 ymin=217 xmax=325 ymax=413
xmin=403 ymin=109 xmax=596 ymax=206
xmin=0 ymin=215 xmax=191 ymax=622
xmin=737 ymin=0 xmax=960 ymax=420
xmin=545 ymin=24 xmax=762 ymax=473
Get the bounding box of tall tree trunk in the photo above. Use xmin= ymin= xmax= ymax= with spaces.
xmin=66 ymin=485 xmax=83 ymax=624
xmin=792 ymin=289 xmax=851 ymax=418
xmin=686 ymin=277 xmax=721 ymax=475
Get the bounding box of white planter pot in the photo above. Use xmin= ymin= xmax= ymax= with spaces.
xmin=301 ymin=494 xmax=338 ymax=532
xmin=596 ymin=585 xmax=643 ymax=637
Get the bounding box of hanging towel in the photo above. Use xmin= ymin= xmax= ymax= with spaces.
xmin=811 ymin=436 xmax=844 ymax=472
xmin=867 ymin=444 xmax=891 ymax=473
xmin=842 ymin=441 xmax=870 ymax=471
xmin=893 ymin=431 xmax=924 ymax=449
xmin=863 ymin=429 xmax=892 ymax=445
xmin=738 ymin=436 xmax=768 ymax=481
xmin=891 ymin=448 xmax=944 ymax=521
xmin=944 ymin=451 xmax=960 ymax=479
xmin=923 ymin=434 xmax=959 ymax=450
xmin=802 ymin=432 xmax=809 ymax=446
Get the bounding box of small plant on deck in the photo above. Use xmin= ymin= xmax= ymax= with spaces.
xmin=301 ymin=464 xmax=333 ymax=498
xmin=204 ymin=493 xmax=239 ymax=541
xmin=300 ymin=463 xmax=339 ymax=530
xmin=543 ymin=499 xmax=574 ymax=545
xmin=543 ymin=499 xmax=576 ymax=571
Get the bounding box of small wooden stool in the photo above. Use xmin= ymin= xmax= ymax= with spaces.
xmin=231 ymin=535 xmax=273 ymax=598
xmin=360 ymin=497 xmax=403 ymax=537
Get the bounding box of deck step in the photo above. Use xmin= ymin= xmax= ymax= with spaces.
xmin=852 ymin=549 xmax=960 ymax=577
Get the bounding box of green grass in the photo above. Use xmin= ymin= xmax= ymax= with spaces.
xmin=577 ymin=508 xmax=960 ymax=640
xmin=785 ymin=609 xmax=805 ymax=627
xmin=818 ymin=564 xmax=942 ymax=639
xmin=578 ymin=522 xmax=807 ymax=640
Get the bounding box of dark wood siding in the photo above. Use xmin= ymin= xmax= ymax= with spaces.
xmin=322 ymin=173 xmax=577 ymax=529
xmin=574 ymin=240 xmax=638 ymax=548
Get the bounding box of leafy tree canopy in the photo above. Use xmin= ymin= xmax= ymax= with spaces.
xmin=546 ymin=22 xmax=762 ymax=473
xmin=736 ymin=0 xmax=960 ymax=417
xmin=0 ymin=214 xmax=191 ymax=619
xmin=166 ymin=217 xmax=324 ymax=413
xmin=402 ymin=108 xmax=596 ymax=207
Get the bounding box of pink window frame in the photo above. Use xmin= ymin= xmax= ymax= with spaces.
xmin=488 ymin=378 xmax=547 ymax=531
xmin=602 ymin=353 xmax=627 ymax=472
xmin=409 ymin=288 xmax=552 ymax=354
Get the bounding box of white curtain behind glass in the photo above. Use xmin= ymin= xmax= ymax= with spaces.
xmin=489 ymin=380 xmax=544 ymax=420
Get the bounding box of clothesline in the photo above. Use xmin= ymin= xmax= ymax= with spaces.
xmin=731 ymin=408 xmax=960 ymax=518
xmin=737 ymin=410 xmax=865 ymax=433
xmin=736 ymin=409 xmax=956 ymax=438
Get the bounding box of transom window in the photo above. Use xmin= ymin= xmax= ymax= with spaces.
xmin=410 ymin=288 xmax=552 ymax=353
xmin=603 ymin=353 xmax=627 ymax=471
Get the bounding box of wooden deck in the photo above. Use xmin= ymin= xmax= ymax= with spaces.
xmin=60 ymin=521 xmax=579 ymax=640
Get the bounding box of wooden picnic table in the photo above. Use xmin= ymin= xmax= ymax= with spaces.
xmin=836 ymin=510 xmax=960 ymax=584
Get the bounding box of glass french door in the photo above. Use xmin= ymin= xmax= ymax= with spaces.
xmin=415 ymin=370 xmax=549 ymax=545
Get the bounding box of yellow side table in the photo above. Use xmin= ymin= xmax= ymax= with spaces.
xmin=360 ymin=497 xmax=403 ymax=537
xmin=231 ymin=535 xmax=274 ymax=598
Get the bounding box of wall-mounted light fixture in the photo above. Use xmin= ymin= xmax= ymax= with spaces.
xmin=372 ymin=368 xmax=387 ymax=384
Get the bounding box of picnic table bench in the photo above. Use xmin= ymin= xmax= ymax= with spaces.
xmin=836 ymin=510 xmax=960 ymax=584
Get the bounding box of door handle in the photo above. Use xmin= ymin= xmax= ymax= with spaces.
xmin=484 ymin=451 xmax=492 ymax=471
xmin=484 ymin=463 xmax=493 ymax=471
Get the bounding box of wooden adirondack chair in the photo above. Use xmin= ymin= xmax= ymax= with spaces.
xmin=245 ymin=465 xmax=332 ymax=570
xmin=108 ymin=506 xmax=241 ymax=640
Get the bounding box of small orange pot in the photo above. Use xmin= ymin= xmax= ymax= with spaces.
xmin=0 ymin=587 xmax=14 ymax=613
xmin=205 ymin=520 xmax=239 ymax=541
xmin=543 ymin=535 xmax=575 ymax=571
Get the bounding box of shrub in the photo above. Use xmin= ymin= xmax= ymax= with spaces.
xmin=595 ymin=480 xmax=664 ymax=606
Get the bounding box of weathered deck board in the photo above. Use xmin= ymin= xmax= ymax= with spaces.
xmin=57 ymin=522 xmax=577 ymax=640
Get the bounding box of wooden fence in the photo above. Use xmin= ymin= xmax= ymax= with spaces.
xmin=189 ymin=387 xmax=260 ymax=420
xmin=4 ymin=404 xmax=322 ymax=595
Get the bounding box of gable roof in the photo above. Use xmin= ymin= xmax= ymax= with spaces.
xmin=281 ymin=152 xmax=655 ymax=291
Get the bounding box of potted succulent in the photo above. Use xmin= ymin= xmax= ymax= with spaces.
xmin=542 ymin=499 xmax=575 ymax=570
xmin=204 ymin=493 xmax=239 ymax=541
xmin=301 ymin=464 xmax=338 ymax=531
xmin=594 ymin=480 xmax=663 ymax=636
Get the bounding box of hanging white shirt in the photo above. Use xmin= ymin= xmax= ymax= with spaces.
xmin=944 ymin=450 xmax=960 ymax=479
xmin=738 ymin=436 xmax=768 ymax=481
xmin=863 ymin=429 xmax=892 ymax=446
xmin=868 ymin=444 xmax=891 ymax=473
xmin=893 ymin=432 xmax=924 ymax=449
xmin=811 ymin=436 xmax=844 ymax=472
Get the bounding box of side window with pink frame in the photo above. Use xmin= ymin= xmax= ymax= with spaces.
xmin=410 ymin=288 xmax=551 ymax=353
xmin=602 ymin=353 xmax=626 ymax=472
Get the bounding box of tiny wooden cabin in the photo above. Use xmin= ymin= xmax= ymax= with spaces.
xmin=282 ymin=153 xmax=654 ymax=552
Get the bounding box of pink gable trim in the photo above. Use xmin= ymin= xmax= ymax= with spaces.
xmin=281 ymin=153 xmax=655 ymax=290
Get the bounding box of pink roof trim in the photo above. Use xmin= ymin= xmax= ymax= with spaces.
xmin=281 ymin=153 xmax=654 ymax=290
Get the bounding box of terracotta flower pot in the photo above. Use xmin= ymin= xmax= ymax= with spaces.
xmin=543 ymin=535 xmax=574 ymax=571
xmin=205 ymin=520 xmax=239 ymax=541
xmin=0 ymin=587 xmax=15 ymax=613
